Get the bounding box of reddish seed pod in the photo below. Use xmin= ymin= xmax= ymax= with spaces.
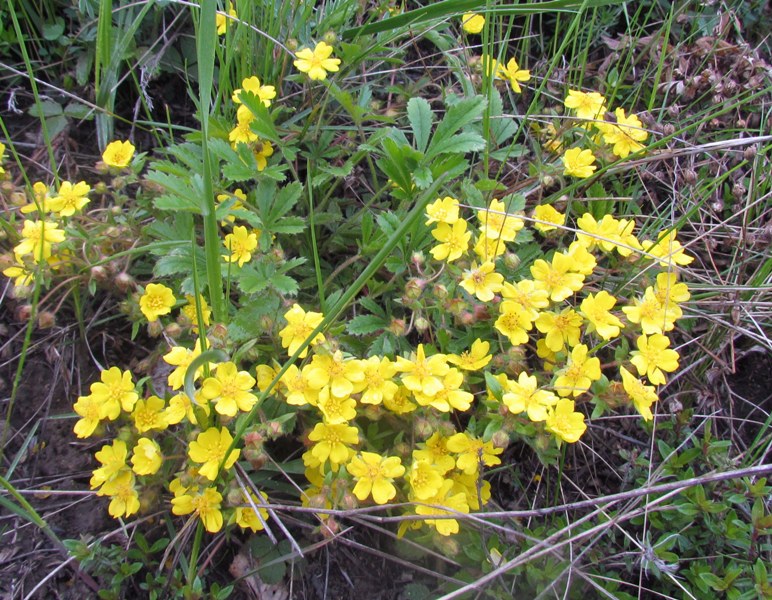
xmin=37 ymin=311 xmax=56 ymax=329
xmin=15 ymin=304 xmax=33 ymax=322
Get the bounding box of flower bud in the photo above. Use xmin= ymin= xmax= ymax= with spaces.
xmin=410 ymin=251 xmax=425 ymax=269
xmin=743 ymin=146 xmax=757 ymax=161
xmin=286 ymin=38 xmax=298 ymax=51
xmin=147 ymin=319 xmax=163 ymax=337
xmin=322 ymin=30 xmax=338 ymax=45
xmin=10 ymin=192 xmax=26 ymax=206
xmin=541 ymin=174 xmax=556 ymax=188
xmin=503 ymin=252 xmax=521 ymax=270
xmin=683 ymin=169 xmax=697 ymax=185
xmin=114 ymin=272 xmax=135 ymax=293
xmin=432 ymin=284 xmax=448 ymax=300
xmin=164 ymin=322 xmax=182 ymax=339
xmin=37 ymin=311 xmax=56 ymax=329
xmin=662 ymin=123 xmax=675 ymax=136
xmin=405 ymin=278 xmax=426 ymax=300
xmin=388 ymin=318 xmax=407 ymax=337
xmin=434 ymin=536 xmax=460 ymax=556
xmin=490 ymin=429 xmax=510 ymax=450
xmin=90 ymin=265 xmax=109 ymax=283
xmin=413 ymin=417 xmax=434 ymax=440
xmin=15 ymin=304 xmax=33 ymax=322
xmin=414 ymin=316 xmax=430 ymax=332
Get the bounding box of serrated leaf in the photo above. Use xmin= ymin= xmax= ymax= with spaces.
xmin=427 ymin=95 xmax=485 ymax=158
xmin=359 ymin=296 xmax=386 ymax=318
xmin=376 ymin=211 xmax=402 ymax=238
xmin=413 ymin=165 xmax=433 ymax=189
xmin=228 ymin=295 xmax=279 ymax=343
xmin=407 ymin=97 xmax=433 ymax=153
xmin=270 ymin=274 xmax=299 ymax=295
xmin=347 ymin=314 xmax=389 ymax=336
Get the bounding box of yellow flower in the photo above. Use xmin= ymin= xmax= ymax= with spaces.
xmin=532 ymin=204 xmax=565 ymax=233
xmin=346 ymin=452 xmax=405 ymax=504
xmin=630 ymin=333 xmax=680 ymax=385
xmin=407 ymin=459 xmax=445 ymax=500
xmin=229 ymin=106 xmax=258 ymax=146
xmin=201 ymin=361 xmax=258 ymax=416
xmin=641 ymin=230 xmax=694 ymax=267
xmin=14 ymin=220 xmax=65 ymax=262
xmin=139 ymin=283 xmax=176 ymax=322
xmin=530 ymin=252 xmax=585 ymax=302
xmin=234 ymin=491 xmax=270 ymax=532
xmin=20 ymin=182 xmax=51 ymax=214
xmin=293 ymin=41 xmax=341 ymax=81
xmin=130 ymin=437 xmax=162 ymax=475
xmin=461 ymin=12 xmax=485 ymax=34
xmin=450 ymin=471 xmax=491 ymax=511
xmin=562 ymin=147 xmax=597 ymax=178
xmin=413 ymin=432 xmax=456 ymax=474
xmin=563 ymin=90 xmax=606 ymax=121
xmin=477 ymin=198 xmax=524 ymax=242
xmin=415 ymin=479 xmax=469 ymax=536
xmin=188 ymin=427 xmax=241 ymax=481
xmin=653 ymin=272 xmax=690 ymax=307
xmin=280 ymin=364 xmax=320 ymax=406
xmin=503 ymin=371 xmax=558 ymax=422
xmin=564 ymin=241 xmax=598 ymax=276
xmin=98 ymin=470 xmax=140 ymax=518
xmin=132 ymin=396 xmax=168 ymax=433
xmin=622 ymin=287 xmax=678 ymax=335
xmin=305 ymin=350 xmax=365 ymax=399
xmin=48 ymin=181 xmax=91 ymax=216
xmin=460 ymin=260 xmax=504 ymax=302
xmin=278 ymin=303 xmax=326 ymax=358
xmin=620 ymin=366 xmax=659 ymax=421
xmin=553 ymin=344 xmax=601 ymax=397
xmin=232 ymin=75 xmax=276 ymax=107
xmin=359 ymin=356 xmax=399 ymax=405
xmin=216 ymin=188 xmax=247 ymax=225
xmin=0 ymin=141 xmax=5 ymax=173
xmin=545 ymin=399 xmax=587 ymax=443
xmin=580 ymin=291 xmax=624 ymax=340
xmin=446 ymin=339 xmax=492 ymax=371
xmin=600 ymin=108 xmax=648 ymax=158
xmin=216 ymin=2 xmax=237 ymax=35
xmin=473 ymin=233 xmax=507 ymax=261
xmin=73 ymin=393 xmax=106 ymax=438
xmin=500 ymin=279 xmax=550 ymax=320
xmin=535 ymin=307 xmax=583 ymax=353
xmin=383 ymin=385 xmax=417 ymax=414
xmin=576 ymin=213 xmax=621 ymax=252
xmin=317 ymin=386 xmax=358 ymax=424
xmin=480 ymin=54 xmax=500 ymax=79
xmin=89 ymin=366 xmax=138 ymax=416
xmin=494 ymin=300 xmax=534 ymax=346
xmin=172 ymin=487 xmax=224 ymax=532
xmin=446 ymin=432 xmax=503 ymax=475
xmin=414 ymin=368 xmax=473 ymax=412
xmin=90 ymin=440 xmax=128 ymax=489
xmin=307 ymin=422 xmax=359 ymax=467
xmin=395 ymin=344 xmax=449 ymax=398
xmin=102 ymin=140 xmax=135 ymax=168
xmin=163 ymin=340 xmax=205 ymax=391
xmin=497 ymin=57 xmax=530 ymax=93
xmin=223 ymin=225 xmax=258 ymax=267
xmin=181 ymin=294 xmax=212 ymax=333
xmin=430 ymin=220 xmax=471 ymax=262
xmin=253 ymin=140 xmax=274 ymax=171
xmin=165 ymin=391 xmax=209 ymax=425
xmin=425 ymin=196 xmax=460 ymax=225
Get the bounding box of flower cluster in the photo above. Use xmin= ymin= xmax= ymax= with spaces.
xmin=559 ymin=90 xmax=650 ymax=178
xmin=423 ymin=194 xmax=692 ymax=432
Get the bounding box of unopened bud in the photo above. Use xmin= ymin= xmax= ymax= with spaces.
xmin=15 ymin=304 xmax=33 ymax=321
xmin=683 ymin=169 xmax=697 ymax=185
xmin=37 ymin=311 xmax=56 ymax=329
xmin=662 ymin=123 xmax=675 ymax=136
xmin=164 ymin=322 xmax=182 ymax=339
xmin=405 ymin=278 xmax=425 ymax=300
xmin=259 ymin=315 xmax=274 ymax=332
xmin=90 ymin=265 xmax=109 ymax=283
xmin=503 ymin=252 xmax=521 ymax=270
xmin=322 ymin=30 xmax=338 ymax=45
xmin=410 ymin=252 xmax=425 ymax=269
xmin=147 ymin=320 xmax=163 ymax=337
xmin=114 ymin=272 xmax=135 ymax=293
xmin=414 ymin=316 xmax=430 ymax=332
xmin=388 ymin=318 xmax=407 ymax=336
xmin=93 ymin=181 xmax=108 ymax=194
xmin=541 ymin=174 xmax=556 ymax=188
xmin=743 ymin=146 xmax=757 ymax=161
xmin=10 ymin=192 xmax=26 ymax=206
xmin=432 ymin=284 xmax=448 ymax=300
xmin=490 ymin=429 xmax=510 ymax=450
xmin=413 ymin=417 xmax=434 ymax=440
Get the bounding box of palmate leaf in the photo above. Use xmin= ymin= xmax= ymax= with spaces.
xmin=426 ymin=95 xmax=486 ymax=159
xmin=228 ymin=294 xmax=280 ymax=343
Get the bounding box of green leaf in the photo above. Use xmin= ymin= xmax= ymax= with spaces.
xmin=484 ymin=372 xmax=504 ymax=401
xmin=407 ymin=97 xmax=433 ymax=153
xmin=228 ymin=296 xmax=280 ymax=343
xmin=426 ymin=95 xmax=486 ymax=159
xmin=42 ymin=18 xmax=65 ymax=40
xmin=28 ymin=100 xmax=63 ymax=118
xmin=347 ymin=314 xmax=389 ymax=336
xmin=413 ymin=165 xmax=433 ymax=189
xmin=426 ymin=130 xmax=485 ymax=159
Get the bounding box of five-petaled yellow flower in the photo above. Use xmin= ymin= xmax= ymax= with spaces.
xmin=346 ymin=452 xmax=405 ymax=504
xmin=139 ymin=282 xmax=176 ymax=322
xmin=562 ymin=147 xmax=597 ymax=179
xmin=294 ymin=41 xmax=341 ymax=81
xmin=102 ymin=140 xmax=135 ymax=168
xmin=279 ymin=303 xmax=326 ymax=358
xmin=461 ymin=12 xmax=485 ymax=34
xmin=222 ymin=225 xmax=258 ymax=267
xmin=188 ymin=427 xmax=241 ymax=481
